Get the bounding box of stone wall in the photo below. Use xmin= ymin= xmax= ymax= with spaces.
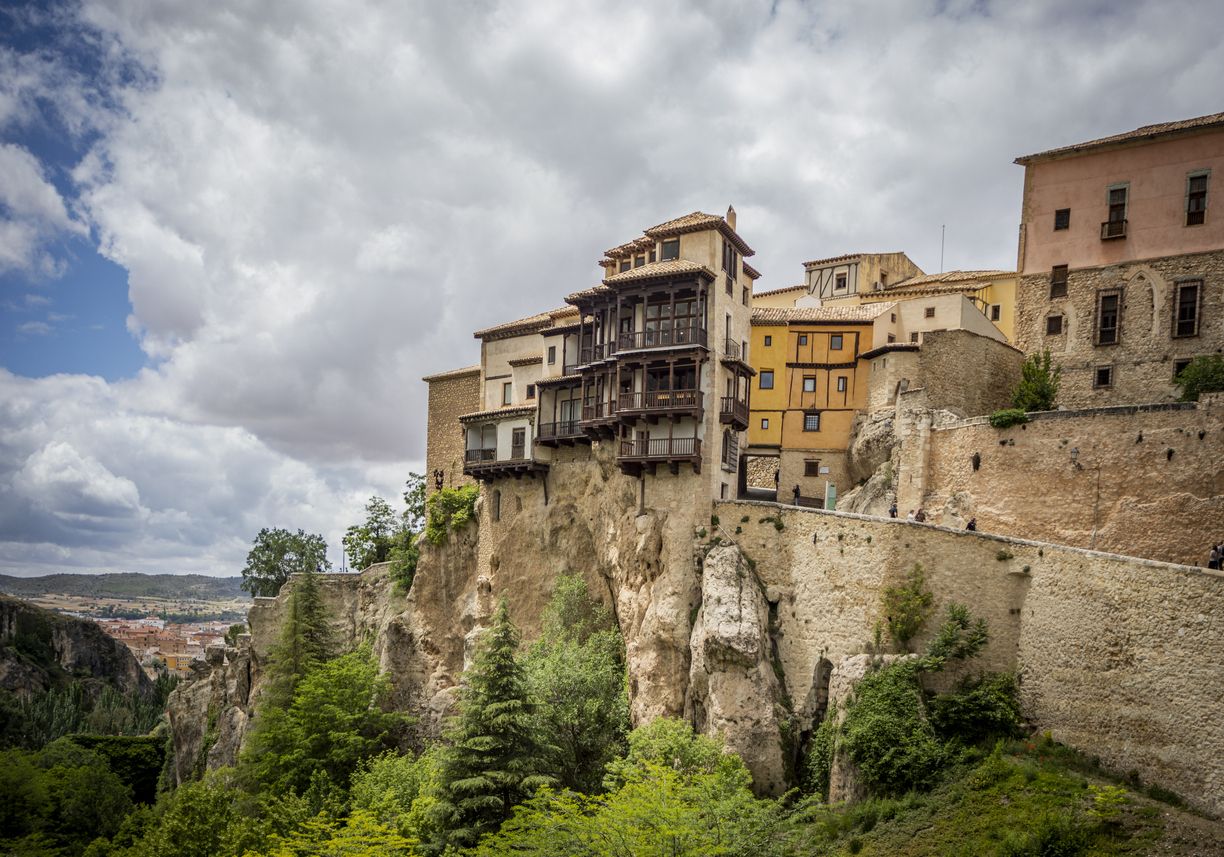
xmin=914 ymin=395 xmax=1224 ymax=566
xmin=424 ymin=367 xmax=481 ymax=495
xmin=713 ymin=500 xmax=1224 ymax=815
xmin=1014 ymin=250 xmax=1224 ymax=408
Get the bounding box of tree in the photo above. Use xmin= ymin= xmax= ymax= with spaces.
xmin=1011 ymin=349 xmax=1061 ymax=412
xmin=241 ymin=528 xmax=331 ymax=597
xmin=1176 ymin=354 xmax=1224 ymax=401
xmin=343 ymin=496 xmax=400 ymax=571
xmin=402 ymin=473 xmax=427 ymax=534
xmin=524 ymin=575 xmax=630 ymax=793
xmin=259 ymin=566 xmax=333 ymax=710
xmin=434 ymin=600 xmax=554 ymax=851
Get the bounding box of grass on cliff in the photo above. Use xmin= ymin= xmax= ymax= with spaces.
xmin=780 ymin=737 xmax=1211 ymax=857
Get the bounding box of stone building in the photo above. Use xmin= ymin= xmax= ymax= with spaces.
xmin=1014 ymin=111 xmax=1224 ymax=406
xmin=422 ymin=365 xmax=480 ymax=495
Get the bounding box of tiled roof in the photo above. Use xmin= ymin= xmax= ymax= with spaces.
xmin=643 ymin=210 xmax=755 ymax=256
xmin=1016 ymin=112 xmax=1224 ymax=164
xmin=603 ymin=236 xmax=655 ymax=258
xmin=753 ymin=284 xmax=807 ymax=298
xmin=507 ymin=356 xmax=543 ymax=367
xmin=422 ymin=365 xmax=480 ymax=382
xmin=473 ymin=307 xmax=572 ymax=340
xmin=566 ymin=284 xmax=612 ymax=302
xmin=802 ymin=252 xmax=862 ymax=268
xmin=751 ymin=304 xmax=894 ymax=325
xmin=459 ymin=405 xmax=536 ymax=423
xmin=742 ymin=261 xmax=761 ymax=280
xmin=893 ymin=269 xmax=1012 ymax=287
xmin=860 ymin=343 xmax=921 ymax=360
xmin=535 ymin=373 xmax=583 ymax=387
xmin=603 ymin=258 xmax=715 ymax=286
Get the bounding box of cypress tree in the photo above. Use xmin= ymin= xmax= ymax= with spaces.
xmin=266 ymin=565 xmax=333 ymax=704
xmin=434 ymin=599 xmax=553 ymax=851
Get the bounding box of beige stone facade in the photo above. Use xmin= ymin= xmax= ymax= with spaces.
xmin=422 ymin=366 xmax=480 ymax=494
xmin=1016 ymin=250 xmax=1224 ymax=406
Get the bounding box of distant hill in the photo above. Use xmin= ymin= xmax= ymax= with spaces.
xmin=0 ymin=573 xmax=249 ymax=601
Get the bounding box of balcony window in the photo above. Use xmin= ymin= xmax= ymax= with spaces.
xmin=1173 ymin=281 xmax=1202 ymax=337
xmin=1187 ymin=172 xmax=1209 ymax=226
xmin=511 ymin=427 xmax=526 ymax=460
xmin=661 ymin=238 xmax=680 ymax=260
xmin=803 ymin=412 xmax=821 ymax=432
xmin=1102 ymin=185 xmax=1128 ymax=239
xmin=1054 ymin=208 xmax=1070 ymax=230
xmin=760 ymin=370 xmax=774 ymax=390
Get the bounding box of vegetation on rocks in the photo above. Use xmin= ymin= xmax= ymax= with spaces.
xmin=1011 ymin=348 xmax=1061 ymax=412
xmin=1176 ymin=354 xmax=1224 ymax=401
xmin=240 ymin=528 xmax=331 ymax=597
xmin=424 ymin=483 xmax=479 ymax=545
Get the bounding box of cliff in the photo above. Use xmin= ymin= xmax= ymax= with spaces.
xmin=0 ymin=595 xmax=153 ymax=700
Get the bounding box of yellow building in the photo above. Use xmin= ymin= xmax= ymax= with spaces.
xmin=856 ymin=269 xmax=1018 ymax=343
xmin=746 ymin=304 xmax=892 ymax=503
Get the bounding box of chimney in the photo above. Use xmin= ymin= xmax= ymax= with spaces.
xmin=726 ymin=205 xmax=737 ymax=231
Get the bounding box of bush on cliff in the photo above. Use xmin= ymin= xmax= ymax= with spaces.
xmin=989 ymin=408 xmax=1029 ymax=429
xmin=1011 ymin=349 xmax=1061 ymax=412
xmin=424 ymin=484 xmax=479 ymax=545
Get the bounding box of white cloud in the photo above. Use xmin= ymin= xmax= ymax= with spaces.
xmin=0 ymin=143 xmax=87 ymax=276
xmin=2 ymin=0 xmax=1223 ymax=575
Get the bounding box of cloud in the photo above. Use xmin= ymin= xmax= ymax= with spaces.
xmin=0 ymin=143 xmax=87 ymax=275
xmin=15 ymin=320 xmax=51 ymax=336
xmin=2 ymin=0 xmax=1224 ymax=575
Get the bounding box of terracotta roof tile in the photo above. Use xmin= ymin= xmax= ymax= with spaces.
xmin=603 ymin=236 xmax=656 ymax=258
xmin=473 ymin=307 xmax=572 ymax=340
xmin=566 ymin=284 xmax=613 ymax=302
xmin=751 ymin=304 xmax=894 ymax=325
xmin=802 ymin=252 xmax=863 ymax=268
xmin=753 ymin=284 xmax=807 ymax=298
xmin=1016 ymin=112 xmax=1224 ymax=164
xmin=643 ymin=210 xmax=755 ymax=256
xmin=459 ymin=405 xmax=536 ymax=423
xmin=742 ymin=261 xmax=761 ymax=280
xmin=603 ymin=258 xmax=715 ymax=285
xmin=507 ymin=356 xmax=543 ymax=367
xmin=422 ymin=365 xmax=481 ymax=382
xmin=536 ymin=373 xmax=583 ymax=387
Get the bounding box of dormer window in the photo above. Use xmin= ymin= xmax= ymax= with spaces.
xmin=619 ymin=260 xmax=631 ymax=273
xmin=835 ymin=273 xmax=847 ymax=290
xmin=661 ymin=238 xmax=680 ymax=260
xmin=634 ymin=255 xmax=645 ymax=268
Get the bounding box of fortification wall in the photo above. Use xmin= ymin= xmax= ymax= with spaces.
xmin=865 ymin=330 xmax=1023 ymax=417
xmin=713 ymin=500 xmax=1224 ymax=815
xmin=914 ymin=395 xmax=1224 ymax=566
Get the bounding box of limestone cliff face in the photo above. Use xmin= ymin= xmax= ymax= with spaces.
xmin=0 ymin=595 xmax=152 ymax=700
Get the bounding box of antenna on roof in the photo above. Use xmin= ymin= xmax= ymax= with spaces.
xmin=940 ymin=224 xmax=946 ymax=274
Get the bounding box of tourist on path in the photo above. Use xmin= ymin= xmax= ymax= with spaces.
xmin=915 ymin=508 xmax=927 ymax=523
xmin=966 ymin=518 xmax=977 ymax=531
xmin=889 ymin=502 xmax=898 ymax=519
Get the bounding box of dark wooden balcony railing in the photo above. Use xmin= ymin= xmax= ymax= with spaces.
xmin=618 ymin=437 xmax=701 ymax=460
xmin=464 ymin=448 xmax=496 ymax=464
xmin=578 ymin=343 xmax=613 ymax=364
xmin=719 ymin=397 xmax=749 ymax=424
xmin=581 ymin=400 xmax=617 ymax=422
xmin=617 ymin=389 xmax=702 ymax=413
xmin=1101 ymin=219 xmax=1127 ymax=240
xmin=723 ymin=338 xmax=741 ymax=360
xmin=537 ymin=420 xmax=582 ymax=440
xmin=617 ymin=326 xmax=707 ymax=352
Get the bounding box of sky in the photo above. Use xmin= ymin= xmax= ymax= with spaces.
xmin=1 ymin=0 xmax=1221 ymax=577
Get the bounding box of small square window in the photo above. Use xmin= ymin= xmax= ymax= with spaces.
xmin=1094 ymin=366 xmax=1113 ymax=388
xmin=634 ymin=254 xmax=645 ymax=268
xmin=836 ymin=376 xmax=847 ymax=393
xmin=1173 ymin=359 xmax=1192 ymax=380
xmin=759 ymin=370 xmax=774 ymax=390
xmin=924 ymin=307 xmax=936 ymax=319
xmin=887 ymin=333 xmax=896 ymax=343
xmin=804 ymin=460 xmax=820 ymax=477
xmin=764 ymin=335 xmax=772 ymax=346
xmin=830 ymin=334 xmax=843 ymax=350
xmin=835 ymin=273 xmax=847 ymax=290
xmin=1050 ymin=265 xmax=1069 ymax=299
xmin=526 ymin=384 xmax=535 ymax=400
xmin=1054 ymin=208 xmax=1070 ymax=230
xmin=648 ymin=250 xmax=656 ymax=263
xmin=547 ymin=345 xmax=556 ymax=364
xmin=798 ymin=334 xmax=808 ymax=346
xmin=619 ymin=260 xmax=631 ymax=273
xmin=1046 ymin=315 xmax=1064 ymax=335
xmin=661 ymin=239 xmax=680 ymax=260
xmin=990 ymin=304 xmax=1001 ymax=321
xmin=760 ymin=418 xmax=769 ymax=430
xmin=910 ymin=332 xmax=920 ymax=343
xmin=502 ymin=382 xmax=513 ymax=405
xmin=803 ymin=412 xmax=821 ymax=432
xmin=803 ymin=376 xmax=816 ymax=393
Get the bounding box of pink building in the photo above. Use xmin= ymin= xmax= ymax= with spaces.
xmin=1014 ymin=112 xmax=1223 ymax=405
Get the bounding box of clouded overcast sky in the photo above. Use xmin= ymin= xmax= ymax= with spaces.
xmin=1 ymin=0 xmax=1221 ymax=577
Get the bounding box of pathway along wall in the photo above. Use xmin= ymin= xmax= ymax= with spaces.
xmin=715 ymin=500 xmax=1224 ymax=816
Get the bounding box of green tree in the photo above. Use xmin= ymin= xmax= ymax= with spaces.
xmin=343 ymin=496 xmax=400 ymax=571
xmin=241 ymin=528 xmax=331 ymax=597
xmin=402 ymin=472 xmax=427 ymax=533
xmin=1176 ymin=354 xmax=1224 ymax=401
xmin=881 ymin=563 xmax=934 ymax=651
xmin=434 ymin=600 xmax=554 ymax=851
xmin=1011 ymin=349 xmax=1061 ymax=412
xmin=525 ymin=575 xmax=630 ymax=794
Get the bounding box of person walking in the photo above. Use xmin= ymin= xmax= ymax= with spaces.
xmin=915 ymin=508 xmax=927 ymax=523
xmin=966 ymin=518 xmax=977 ymax=531
xmin=792 ymin=484 xmax=801 ymax=506
xmin=889 ymin=502 xmax=898 ymax=519
xmin=906 ymin=509 xmax=916 ymax=523
xmin=1210 ymin=545 xmax=1221 ymax=570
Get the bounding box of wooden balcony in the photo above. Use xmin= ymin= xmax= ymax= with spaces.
xmin=578 ymin=343 xmax=614 ymax=364
xmin=536 ymin=420 xmax=585 ymax=447
xmin=463 ymin=447 xmax=546 ymax=481
xmin=617 ymin=436 xmax=702 ymax=475
xmin=1101 ymin=219 xmax=1127 ymax=240
xmin=616 ymin=389 xmax=702 ymax=421
xmin=580 ymin=400 xmax=618 ymax=438
xmin=616 ymin=326 xmax=707 ymax=353
xmin=719 ymin=396 xmax=749 ymax=430
xmin=723 ymin=338 xmax=742 ymax=360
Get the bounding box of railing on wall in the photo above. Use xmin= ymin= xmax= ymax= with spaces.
xmin=618 ymin=436 xmax=701 ymax=459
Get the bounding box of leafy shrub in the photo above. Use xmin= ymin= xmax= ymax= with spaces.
xmin=989 ymin=408 xmax=1029 ymax=429
xmin=881 ymin=564 xmax=934 ymax=651
xmin=1011 ymin=349 xmax=1061 ymax=412
xmin=1176 ymin=354 xmax=1224 ymax=401
xmin=928 ymin=673 xmax=1021 ymax=746
xmin=802 ymin=715 xmax=836 ymax=799
xmin=997 ymin=811 xmax=1090 ymax=857
xmin=424 ymin=484 xmax=479 ymax=545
